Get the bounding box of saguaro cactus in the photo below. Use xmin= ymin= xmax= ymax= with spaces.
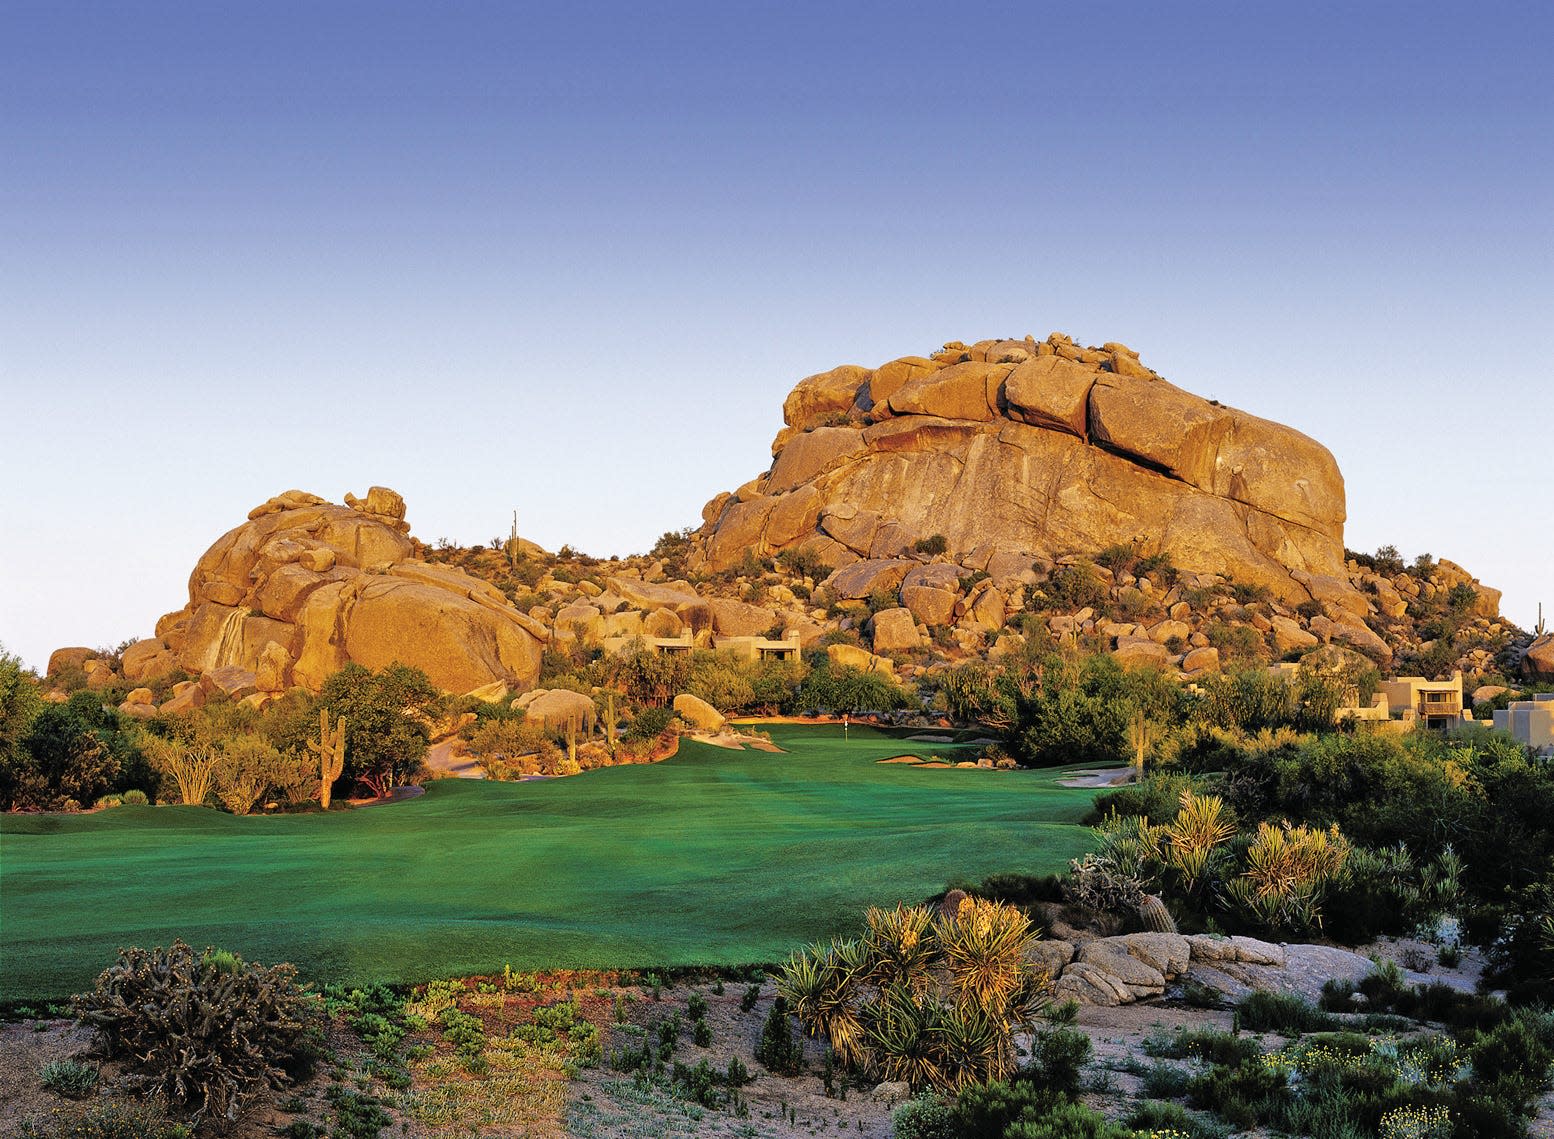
xmin=308 ymin=708 xmax=347 ymax=810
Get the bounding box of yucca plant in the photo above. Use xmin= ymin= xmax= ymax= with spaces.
xmin=863 ymin=905 xmax=938 ymax=991
xmin=934 ymin=1001 xmax=1003 ymax=1090
xmin=776 ymin=938 xmax=869 ymax=1068
xmin=862 ymin=984 xmax=943 ymax=1090
xmin=935 ymin=896 xmax=1034 ymax=1015
xmin=1163 ymin=790 xmax=1235 ymax=890
xmin=1228 ymin=820 xmax=1351 ymax=934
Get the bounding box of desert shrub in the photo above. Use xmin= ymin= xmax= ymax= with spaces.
xmin=122 ymin=789 xmax=149 ymax=805
xmin=1235 ymin=991 xmax=1336 ymax=1035
xmin=1463 ymin=1010 xmax=1554 ymax=1117
xmin=776 ymin=546 xmax=828 ymax=582
xmin=1144 ymin=1025 xmax=1262 ymax=1067
xmin=1023 ymin=1027 xmax=1090 ymax=1097
xmin=950 ymin=1078 xmax=1060 ymax=1139
xmin=1083 ymin=772 xmax=1197 ymax=826
xmin=1140 ymin=1062 xmax=1192 ymax=1098
xmin=739 ymin=983 xmax=760 ymax=1013
xmin=39 ymin=1058 xmax=100 ymax=1098
xmin=625 ymin=705 xmax=675 ymax=742
xmin=323 ymin=1085 xmax=392 ymax=1139
xmin=999 ymin=1099 xmax=1130 ymax=1139
xmin=1186 ymin=1060 xmax=1288 ymax=1129
xmin=13 ymin=1100 xmax=192 ymax=1139
xmin=914 ymin=534 xmax=949 ymax=556
xmin=1125 ymin=1100 xmax=1227 ymax=1139
xmin=73 ymin=940 xmax=319 ymax=1126
xmin=755 ymin=996 xmax=802 ymax=1074
xmin=1044 ymin=563 xmax=1108 ymax=611
xmin=893 ymin=1091 xmax=958 ymax=1139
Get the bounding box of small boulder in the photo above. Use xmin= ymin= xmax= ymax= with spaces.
xmin=871 ymin=607 xmax=922 ymax=652
xmin=673 ymin=693 xmax=726 ymax=732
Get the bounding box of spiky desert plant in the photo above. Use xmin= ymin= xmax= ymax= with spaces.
xmin=863 ymin=984 xmax=943 ymax=1091
xmin=307 ymin=708 xmax=347 ymax=810
xmin=863 ymin=905 xmax=938 ymax=991
xmin=1228 ymin=820 xmax=1351 ymax=934
xmin=934 ymin=1001 xmax=1002 ymax=1091
xmin=1163 ymin=790 xmax=1235 ymax=890
xmin=777 ymin=938 xmax=869 ymax=1068
xmin=935 ymin=897 xmax=1034 ymax=1015
xmin=1138 ymin=894 xmax=1178 ymax=934
xmin=73 ymin=940 xmax=317 ymax=1125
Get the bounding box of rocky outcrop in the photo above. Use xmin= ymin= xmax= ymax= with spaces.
xmin=140 ymin=488 xmax=548 ymax=696
xmin=693 ymin=333 xmax=1359 ymax=606
xmin=1523 ymin=633 xmax=1554 ymax=681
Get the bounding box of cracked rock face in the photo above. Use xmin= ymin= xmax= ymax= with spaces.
xmin=693 ymin=334 xmax=1353 ymax=604
xmin=144 ymin=488 xmax=548 ymax=695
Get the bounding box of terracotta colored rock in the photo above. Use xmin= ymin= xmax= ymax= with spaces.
xmin=864 ymin=356 xmax=940 ymax=412
xmin=901 ymin=585 xmax=956 ymax=627
xmin=46 ymin=647 xmax=94 ymax=677
xmin=782 ymin=364 xmax=872 ymax=429
xmin=767 ymin=427 xmax=867 ymax=493
xmin=516 ymin=688 xmax=596 ymax=733
xmin=1181 ymin=646 xmax=1221 ymax=673
xmin=705 ymin=598 xmax=778 ymax=638
xmin=1003 ymin=355 xmax=1096 ymax=437
xmin=155 ymin=490 xmax=548 ymax=694
xmin=254 ymin=641 xmax=293 ymax=693
xmin=887 ymin=361 xmax=1009 ymax=422
xmin=673 ymin=692 xmax=726 ymax=731
xmin=1524 ymin=633 xmax=1554 ymax=681
xmin=1270 ymin=615 xmax=1319 ymax=653
xmin=202 ymin=666 xmax=258 ymax=700
xmin=825 ymin=643 xmax=896 ymax=679
xmin=822 ymin=559 xmax=914 ymax=601
xmin=642 ymin=608 xmax=684 ymax=638
xmin=1113 ymin=637 xmax=1170 ymax=669
xmin=693 ymin=337 xmax=1360 ymax=609
xmin=121 ymin=639 xmax=177 ymax=683
xmin=871 ymin=607 xmax=921 ymax=652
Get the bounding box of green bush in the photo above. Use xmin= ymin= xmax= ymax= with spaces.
xmin=1186 ymin=1060 xmax=1287 ymax=1129
xmin=1023 ymin=1027 xmax=1091 ymax=1096
xmin=1002 ymin=1099 xmax=1131 ymax=1139
xmin=1143 ymin=1025 xmax=1262 ymax=1067
xmin=121 ymin=789 xmax=149 ymax=805
xmin=625 ymin=705 xmax=675 ymax=742
xmin=755 ymin=995 xmax=802 ymax=1074
xmin=1124 ymin=1100 xmax=1228 ymax=1139
xmin=914 ymin=534 xmax=949 ymax=556
xmin=950 ymin=1079 xmax=1059 ymax=1139
xmin=39 ymin=1058 xmax=99 ymax=1098
xmin=72 ymin=940 xmax=318 ymax=1125
xmin=893 ymin=1092 xmax=957 ymax=1139
xmin=1235 ymin=991 xmax=1336 ymax=1035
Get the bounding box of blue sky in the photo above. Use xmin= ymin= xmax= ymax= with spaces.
xmin=2 ymin=1 xmax=1550 ymax=670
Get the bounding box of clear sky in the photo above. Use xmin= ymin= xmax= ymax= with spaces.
xmin=2 ymin=1 xmax=1550 ymax=672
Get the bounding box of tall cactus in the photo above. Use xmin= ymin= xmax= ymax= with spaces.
xmin=308 ymin=708 xmax=347 ymax=810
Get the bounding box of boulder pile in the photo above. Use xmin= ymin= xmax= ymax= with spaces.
xmin=694 ymin=334 xmax=1360 ymax=607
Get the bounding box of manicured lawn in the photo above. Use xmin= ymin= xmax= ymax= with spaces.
xmin=0 ymin=726 xmax=1097 ymax=1000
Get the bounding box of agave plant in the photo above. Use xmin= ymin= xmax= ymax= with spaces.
xmin=863 ymin=905 xmax=939 ymax=991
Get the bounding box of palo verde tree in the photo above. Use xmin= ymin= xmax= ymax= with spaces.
xmin=315 ymin=662 xmax=442 ymax=798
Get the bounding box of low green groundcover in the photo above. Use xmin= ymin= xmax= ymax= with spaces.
xmin=0 ymin=725 xmax=1094 ymax=1000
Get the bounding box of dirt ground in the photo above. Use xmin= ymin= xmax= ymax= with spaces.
xmin=5 ymin=962 xmax=1551 ymax=1139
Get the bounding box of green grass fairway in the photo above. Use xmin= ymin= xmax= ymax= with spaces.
xmin=0 ymin=726 xmax=1097 ymax=1000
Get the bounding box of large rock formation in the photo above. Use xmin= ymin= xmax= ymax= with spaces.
xmin=693 ymin=334 xmax=1358 ymax=605
xmin=134 ymin=488 xmax=548 ymax=695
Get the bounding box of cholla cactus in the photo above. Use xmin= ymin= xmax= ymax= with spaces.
xmin=307 ymin=709 xmax=347 ymax=810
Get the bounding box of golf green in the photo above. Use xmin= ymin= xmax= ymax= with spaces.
xmin=0 ymin=726 xmax=1098 ymax=1000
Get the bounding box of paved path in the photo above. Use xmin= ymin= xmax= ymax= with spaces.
xmin=425 ymin=738 xmax=485 ymax=779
